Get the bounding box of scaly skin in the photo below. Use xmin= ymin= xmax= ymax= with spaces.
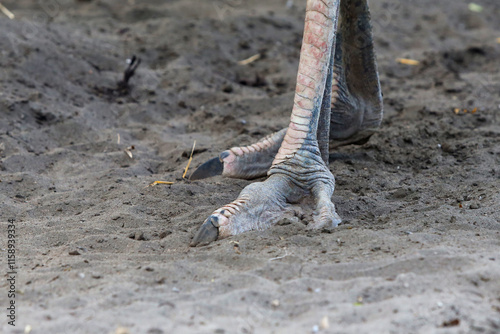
xmin=329 ymin=0 xmax=382 ymax=140
xmin=191 ymin=0 xmax=382 ymax=246
xmin=220 ymin=129 xmax=286 ymax=179
xmin=191 ymin=0 xmax=382 ymax=181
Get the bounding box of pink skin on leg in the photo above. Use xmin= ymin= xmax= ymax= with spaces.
xmin=191 ymin=0 xmax=341 ymax=246
xmin=273 ymin=0 xmax=338 ymax=165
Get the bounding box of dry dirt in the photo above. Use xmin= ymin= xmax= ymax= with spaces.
xmin=1 ymin=0 xmax=500 ymax=333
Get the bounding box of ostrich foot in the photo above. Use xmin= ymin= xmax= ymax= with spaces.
xmin=191 ymin=155 xmax=340 ymax=246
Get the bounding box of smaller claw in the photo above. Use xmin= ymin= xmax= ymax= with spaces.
xmin=190 ymin=215 xmax=219 ymax=247
xmin=189 ymin=157 xmax=223 ymax=180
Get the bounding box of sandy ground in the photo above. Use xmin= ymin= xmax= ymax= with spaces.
xmin=1 ymin=0 xmax=500 ymax=333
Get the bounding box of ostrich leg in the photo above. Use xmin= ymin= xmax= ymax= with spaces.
xmin=190 ymin=0 xmax=382 ymax=181
xmin=191 ymin=0 xmax=341 ymax=246
xmin=329 ymin=0 xmax=383 ymax=145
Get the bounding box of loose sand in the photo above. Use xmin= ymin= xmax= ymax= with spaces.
xmin=1 ymin=0 xmax=499 ymax=333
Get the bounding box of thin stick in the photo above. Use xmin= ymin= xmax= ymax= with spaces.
xmin=147 ymin=181 xmax=174 ymax=188
xmin=0 ymin=2 xmax=14 ymax=19
xmin=182 ymin=140 xmax=196 ymax=179
xmin=238 ymin=54 xmax=261 ymax=65
xmin=396 ymin=58 xmax=420 ymax=66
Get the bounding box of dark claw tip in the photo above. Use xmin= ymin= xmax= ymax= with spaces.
xmin=189 ymin=157 xmax=223 ymax=181
xmin=190 ymin=216 xmax=219 ymax=247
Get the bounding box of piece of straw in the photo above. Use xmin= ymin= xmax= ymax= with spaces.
xmin=396 ymin=58 xmax=420 ymax=66
xmin=0 ymin=2 xmax=14 ymax=19
xmin=182 ymin=140 xmax=196 ymax=179
xmin=238 ymin=54 xmax=261 ymax=65
xmin=148 ymin=181 xmax=174 ymax=187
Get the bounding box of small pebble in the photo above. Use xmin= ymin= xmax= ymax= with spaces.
xmin=115 ymin=327 xmax=130 ymax=334
xmin=320 ymin=316 xmax=329 ymax=329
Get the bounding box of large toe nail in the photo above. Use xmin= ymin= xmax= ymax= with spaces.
xmin=189 ymin=157 xmax=223 ymax=180
xmin=190 ymin=216 xmax=219 ymax=247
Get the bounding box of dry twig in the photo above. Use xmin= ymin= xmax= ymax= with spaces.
xmin=182 ymin=140 xmax=196 ymax=179
xmin=0 ymin=2 xmax=15 ymax=19
xmin=396 ymin=58 xmax=420 ymax=66
xmin=147 ymin=181 xmax=174 ymax=187
xmin=238 ymin=54 xmax=261 ymax=65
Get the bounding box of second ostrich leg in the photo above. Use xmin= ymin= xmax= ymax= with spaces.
xmin=191 ymin=0 xmax=341 ymax=246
